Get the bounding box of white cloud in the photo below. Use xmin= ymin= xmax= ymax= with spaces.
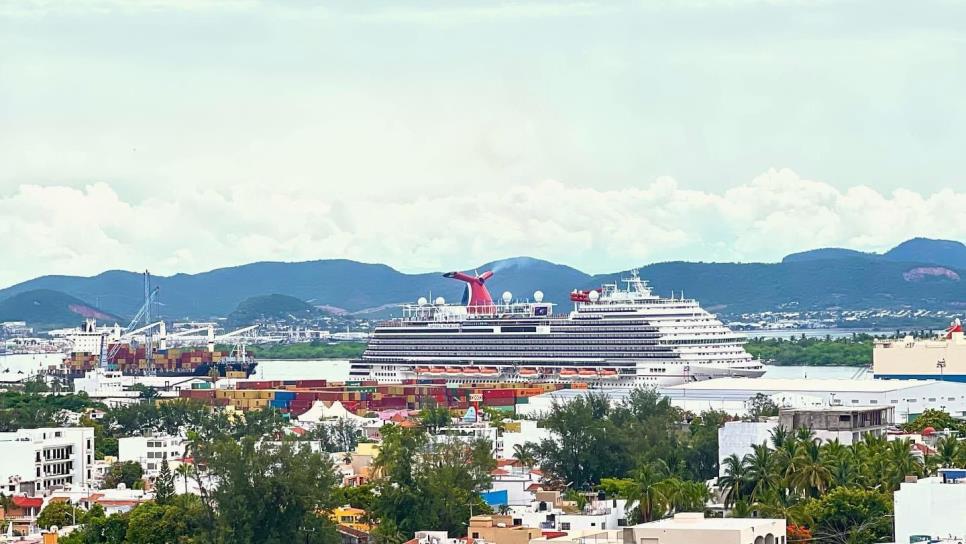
xmin=2 ymin=169 xmax=966 ymax=286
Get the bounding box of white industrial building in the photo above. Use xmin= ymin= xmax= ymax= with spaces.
xmin=0 ymin=427 xmax=95 ymax=496
xmin=894 ymin=469 xmax=966 ymax=544
xmin=518 ymin=378 xmax=966 ymax=424
xmin=118 ymin=434 xmax=187 ymax=476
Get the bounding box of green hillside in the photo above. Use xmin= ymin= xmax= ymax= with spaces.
xmin=227 ymin=294 xmax=320 ymax=326
xmin=2 ymin=238 xmax=966 ymax=320
xmin=0 ymin=289 xmax=119 ymax=330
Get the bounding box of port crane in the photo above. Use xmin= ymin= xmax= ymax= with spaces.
xmin=99 ymin=273 xmax=160 ymax=370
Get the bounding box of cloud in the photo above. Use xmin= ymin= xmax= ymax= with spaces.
xmin=2 ymin=169 xmax=966 ymax=287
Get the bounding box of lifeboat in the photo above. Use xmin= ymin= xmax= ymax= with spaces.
xmin=415 ymin=366 xmax=431 ymax=374
xmin=518 ymin=368 xmax=539 ymax=378
xmin=426 ymin=367 xmax=446 ymax=375
xmin=599 ymin=369 xmax=619 ymax=379
xmin=576 ymin=369 xmax=598 ymax=379
xmin=480 ymin=367 xmax=500 ymax=376
xmin=559 ymin=368 xmax=578 ymax=377
xmin=444 ymin=367 xmax=464 ymax=375
xmin=463 ymin=366 xmax=482 ymax=376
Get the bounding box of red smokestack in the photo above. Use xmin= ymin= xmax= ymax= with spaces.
xmin=443 ymin=271 xmax=495 ymax=314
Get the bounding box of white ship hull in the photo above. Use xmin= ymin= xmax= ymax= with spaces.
xmin=350 ymin=361 xmax=765 ymax=388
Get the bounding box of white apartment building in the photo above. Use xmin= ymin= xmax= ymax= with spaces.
xmin=894 ymin=469 xmax=966 ymax=544
xmin=500 ymin=419 xmax=551 ymax=460
xmin=511 ymin=491 xmax=632 ymax=533
xmin=118 ymin=435 xmax=187 ymax=476
xmin=0 ymin=427 xmax=95 ymax=496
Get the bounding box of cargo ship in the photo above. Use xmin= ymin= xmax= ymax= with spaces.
xmin=874 ymin=319 xmax=966 ymax=382
xmin=57 ymin=319 xmax=257 ymax=379
xmin=349 ymin=268 xmax=764 ymax=387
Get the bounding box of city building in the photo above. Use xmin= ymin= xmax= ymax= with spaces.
xmin=467 ymin=515 xmax=542 ymax=544
xmin=777 ymin=406 xmax=892 ymax=443
xmin=0 ymin=427 xmax=95 ymax=496
xmin=118 ymin=435 xmax=187 ymax=476
xmin=718 ymin=406 xmax=894 ymax=475
xmin=500 ymin=419 xmax=551 ymax=460
xmin=717 ymin=421 xmax=776 ymax=477
xmin=488 ymin=461 xmax=543 ymax=506
xmin=332 ymin=506 xmax=371 ymax=533
xmin=511 ymin=491 xmax=631 ymax=533
xmin=894 ymin=469 xmax=966 ymax=544
xmin=621 ymin=512 xmax=786 ymax=544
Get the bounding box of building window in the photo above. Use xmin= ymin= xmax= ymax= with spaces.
xmin=561 ymin=523 xmax=571 ymax=531
xmin=472 ymin=534 xmax=479 ymax=539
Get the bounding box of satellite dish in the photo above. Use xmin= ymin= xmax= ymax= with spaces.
xmin=533 ymin=290 xmax=544 ymax=302
xmin=417 ymin=297 xmax=428 ymax=306
xmin=502 ymin=291 xmax=513 ymax=303
xmin=588 ymin=290 xmax=600 ymax=302
xmin=434 ymin=296 xmax=446 ymax=305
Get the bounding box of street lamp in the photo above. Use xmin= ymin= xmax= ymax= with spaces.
xmin=937 ymin=358 xmax=946 ymax=381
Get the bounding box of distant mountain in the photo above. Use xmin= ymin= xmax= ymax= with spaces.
xmin=0 ymin=289 xmax=119 ymax=330
xmin=782 ymin=248 xmax=877 ymax=263
xmin=227 ymin=294 xmax=321 ymax=326
xmin=783 ymin=237 xmax=966 ymax=269
xmin=4 ymin=239 xmax=966 ymax=322
xmin=0 ymin=257 xmax=590 ymax=320
xmin=883 ymin=238 xmax=966 ymax=269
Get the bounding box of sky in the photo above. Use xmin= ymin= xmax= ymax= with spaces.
xmin=2 ymin=0 xmax=966 ymax=287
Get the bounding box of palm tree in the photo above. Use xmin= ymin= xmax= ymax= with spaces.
xmin=717 ymin=454 xmax=748 ymax=508
xmin=174 ymin=463 xmax=192 ymax=493
xmin=769 ymin=424 xmax=792 ymax=450
xmin=787 ymin=439 xmax=831 ymax=497
xmin=794 ymin=426 xmax=816 ymax=443
xmin=884 ymin=438 xmax=923 ymax=491
xmin=626 ymin=461 xmax=671 ymax=523
xmin=513 ymin=443 xmax=537 ymax=470
xmin=932 ymin=436 xmax=961 ymax=470
xmin=743 ymin=442 xmax=777 ymax=501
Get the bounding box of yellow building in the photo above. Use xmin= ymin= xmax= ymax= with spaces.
xmin=332 ymin=506 xmax=371 ymax=532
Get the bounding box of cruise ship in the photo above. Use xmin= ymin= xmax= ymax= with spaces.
xmin=874 ymin=319 xmax=966 ymax=382
xmin=349 ymin=269 xmax=764 ymax=387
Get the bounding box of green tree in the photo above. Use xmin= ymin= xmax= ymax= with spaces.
xmin=371 ymin=425 xmax=494 ymax=541
xmin=103 ymin=461 xmax=144 ymax=489
xmin=154 ymin=457 xmax=175 ymax=506
xmin=204 ymin=438 xmax=340 ymax=543
xmin=804 ymin=487 xmax=893 ymax=544
xmin=419 ymin=405 xmax=452 ymax=434
xmin=512 ymin=443 xmax=537 ymax=470
xmin=37 ymin=501 xmax=81 ymax=529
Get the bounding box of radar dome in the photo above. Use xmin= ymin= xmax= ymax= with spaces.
xmin=417 ymin=297 xmax=428 ymax=306
xmin=533 ymin=290 xmax=544 ymax=302
xmin=434 ymin=296 xmax=446 ymax=305
xmin=502 ymin=291 xmax=513 ymax=303
xmin=588 ymin=290 xmax=600 ymax=302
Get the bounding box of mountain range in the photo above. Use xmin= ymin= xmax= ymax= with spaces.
xmin=2 ymin=238 xmax=966 ymax=329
